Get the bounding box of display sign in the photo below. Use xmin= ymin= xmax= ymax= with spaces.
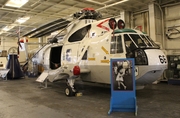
xmin=108 ymin=58 xmax=137 ymax=115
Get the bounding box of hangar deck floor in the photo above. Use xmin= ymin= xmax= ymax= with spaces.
xmin=0 ymin=77 xmax=180 ymax=118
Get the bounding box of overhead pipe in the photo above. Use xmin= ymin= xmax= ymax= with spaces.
xmin=86 ymin=0 xmax=118 ymax=5
xmin=86 ymin=0 xmax=129 ymax=11
xmin=161 ymin=2 xmax=180 ymax=7
xmin=86 ymin=0 xmax=105 ymax=5
xmin=0 ymin=21 xmax=36 ymax=28
xmin=133 ymin=9 xmax=149 ymax=15
xmin=103 ymin=0 xmax=114 ymax=4
xmin=0 ymin=7 xmax=62 ymax=18
xmin=96 ymin=0 xmax=129 ymax=11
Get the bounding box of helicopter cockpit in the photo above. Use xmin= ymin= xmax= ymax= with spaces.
xmin=111 ymin=29 xmax=161 ymax=66
xmin=124 ymin=33 xmax=160 ymax=51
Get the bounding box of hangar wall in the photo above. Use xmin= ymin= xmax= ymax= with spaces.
xmin=0 ymin=37 xmax=44 ymax=52
xmin=0 ymin=37 xmax=16 ymax=51
xmin=164 ymin=4 xmax=180 ymax=55
xmin=0 ymin=36 xmax=45 ymax=62
xmin=133 ymin=3 xmax=180 ymax=55
xmin=133 ymin=12 xmax=149 ymax=35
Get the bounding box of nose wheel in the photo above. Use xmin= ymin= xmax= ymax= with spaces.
xmin=65 ymin=86 xmax=77 ymax=96
xmin=65 ymin=76 xmax=79 ymax=97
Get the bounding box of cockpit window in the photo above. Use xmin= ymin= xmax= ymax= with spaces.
xmin=124 ymin=34 xmax=136 ymax=51
xmin=140 ymin=35 xmax=153 ymax=46
xmin=129 ymin=34 xmax=146 ymax=47
xmin=145 ymin=36 xmax=160 ymax=48
xmin=124 ymin=34 xmax=160 ymax=50
xmin=68 ymin=25 xmax=91 ymax=42
xmin=110 ymin=35 xmax=123 ymax=54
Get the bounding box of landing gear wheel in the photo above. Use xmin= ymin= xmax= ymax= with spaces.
xmin=65 ymin=86 xmax=76 ymax=97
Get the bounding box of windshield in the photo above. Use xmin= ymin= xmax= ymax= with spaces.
xmin=124 ymin=34 xmax=160 ymax=51
xmin=145 ymin=36 xmax=160 ymax=48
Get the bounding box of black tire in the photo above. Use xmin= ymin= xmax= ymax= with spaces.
xmin=65 ymin=86 xmax=76 ymax=97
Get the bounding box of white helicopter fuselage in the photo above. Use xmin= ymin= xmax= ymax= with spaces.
xmin=33 ymin=18 xmax=167 ymax=87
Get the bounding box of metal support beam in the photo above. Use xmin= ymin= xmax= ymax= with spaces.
xmin=149 ymin=3 xmax=156 ymax=41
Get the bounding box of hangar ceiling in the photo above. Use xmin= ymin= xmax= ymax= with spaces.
xmin=0 ymin=0 xmax=179 ymax=38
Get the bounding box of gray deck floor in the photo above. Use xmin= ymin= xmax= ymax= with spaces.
xmin=0 ymin=77 xmax=180 ymax=118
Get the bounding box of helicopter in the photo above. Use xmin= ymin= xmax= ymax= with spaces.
xmin=23 ymin=8 xmax=168 ymax=96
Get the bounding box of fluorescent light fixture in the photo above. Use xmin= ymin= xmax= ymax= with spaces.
xmin=2 ymin=25 xmax=15 ymax=31
xmin=16 ymin=16 xmax=30 ymax=24
xmin=5 ymin=0 xmax=29 ymax=8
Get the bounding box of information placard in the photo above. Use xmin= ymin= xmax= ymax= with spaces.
xmin=108 ymin=58 xmax=137 ymax=115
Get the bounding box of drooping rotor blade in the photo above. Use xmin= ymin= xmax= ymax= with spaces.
xmin=30 ymin=20 xmax=70 ymax=38
xmin=23 ymin=18 xmax=71 ymax=38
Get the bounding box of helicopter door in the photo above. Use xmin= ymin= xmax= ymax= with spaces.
xmin=49 ymin=46 xmax=62 ymax=69
xmin=110 ymin=35 xmax=126 ymax=57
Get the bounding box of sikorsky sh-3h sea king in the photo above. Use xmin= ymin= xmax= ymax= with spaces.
xmin=25 ymin=8 xmax=167 ymax=96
